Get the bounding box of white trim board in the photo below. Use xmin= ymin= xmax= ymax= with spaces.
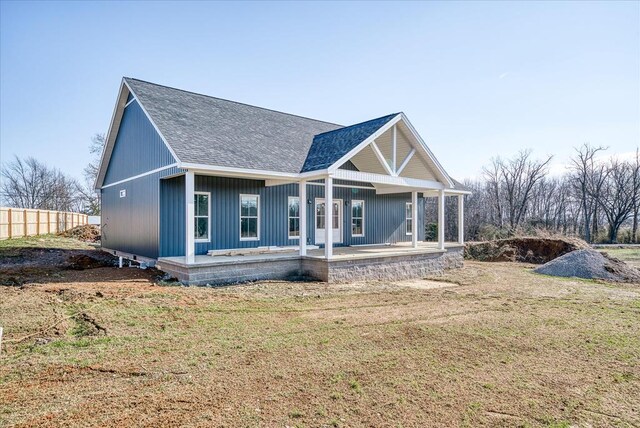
xmin=100 ymin=163 xmax=179 ymax=189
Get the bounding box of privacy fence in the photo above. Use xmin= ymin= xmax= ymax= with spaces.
xmin=0 ymin=207 xmax=88 ymax=240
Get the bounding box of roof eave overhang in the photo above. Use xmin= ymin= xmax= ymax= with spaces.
xmin=95 ymin=78 xmax=181 ymax=190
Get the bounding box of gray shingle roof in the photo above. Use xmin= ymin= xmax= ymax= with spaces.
xmin=125 ymin=78 xmax=343 ymax=174
xmin=301 ymin=113 xmax=399 ymax=173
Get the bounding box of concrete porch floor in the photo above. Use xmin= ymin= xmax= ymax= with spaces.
xmin=158 ymin=242 xmax=464 ymax=267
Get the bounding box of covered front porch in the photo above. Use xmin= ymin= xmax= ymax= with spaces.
xmin=158 ymin=114 xmax=470 ymax=285
xmin=157 ymin=241 xmax=465 ymax=285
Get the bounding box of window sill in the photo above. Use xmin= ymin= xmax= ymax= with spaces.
xmin=352 ymin=234 xmax=365 ymax=238
xmin=288 ymin=236 xmax=300 ymax=240
xmin=240 ymin=237 xmax=259 ymax=241
xmin=195 ymin=239 xmax=210 ymax=243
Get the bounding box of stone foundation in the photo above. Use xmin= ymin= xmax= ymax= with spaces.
xmin=157 ymin=246 xmax=464 ymax=286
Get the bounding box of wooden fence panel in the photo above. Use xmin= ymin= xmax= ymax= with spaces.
xmin=0 ymin=208 xmax=89 ymax=240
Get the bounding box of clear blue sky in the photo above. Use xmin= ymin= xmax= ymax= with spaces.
xmin=1 ymin=1 xmax=638 ymax=182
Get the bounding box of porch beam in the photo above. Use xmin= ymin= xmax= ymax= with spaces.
xmin=437 ymin=189 xmax=445 ymax=250
xmin=333 ymin=168 xmax=444 ymax=189
xmin=411 ymin=191 xmax=418 ymax=248
xmin=374 ymin=186 xmax=424 ymax=195
xmin=265 ymin=179 xmax=297 ymax=187
xmin=325 ymin=176 xmax=333 ymax=259
xmin=299 ymin=180 xmax=307 ymax=256
xmin=396 ymin=148 xmax=416 ymax=176
xmin=370 ymin=141 xmax=394 ymax=176
xmin=458 ymin=194 xmax=464 ymax=245
xmin=185 ymin=171 xmax=195 ymax=263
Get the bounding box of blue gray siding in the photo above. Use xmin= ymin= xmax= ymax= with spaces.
xmin=103 ymin=100 xmax=176 ymax=185
xmin=102 ymin=167 xmax=181 ymax=259
xmin=159 ymin=175 xmax=425 ymax=257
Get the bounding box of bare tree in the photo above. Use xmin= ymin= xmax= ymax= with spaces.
xmin=569 ymin=144 xmax=607 ymax=243
xmin=80 ymin=133 xmax=105 ymax=215
xmin=0 ymin=156 xmax=82 ymax=211
xmin=631 ymin=149 xmax=640 ymax=243
xmin=599 ymin=158 xmax=636 ymax=243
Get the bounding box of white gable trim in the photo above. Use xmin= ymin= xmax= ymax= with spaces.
xmin=123 ymin=79 xmax=180 ymax=162
xmin=325 ymin=113 xmax=454 ymax=188
xmin=327 ymin=114 xmax=403 ymax=175
xmin=94 ymin=78 xmax=181 ymax=190
xmin=399 ymin=113 xmax=453 ymax=187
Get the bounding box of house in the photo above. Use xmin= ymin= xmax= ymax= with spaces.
xmin=96 ymin=78 xmax=470 ymax=285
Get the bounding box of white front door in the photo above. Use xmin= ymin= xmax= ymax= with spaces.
xmin=315 ymin=198 xmax=343 ymax=244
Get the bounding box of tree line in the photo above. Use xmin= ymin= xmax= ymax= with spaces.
xmin=2 ymin=136 xmax=639 ymax=244
xmin=427 ymin=144 xmax=640 ymax=244
xmin=0 ymin=134 xmax=104 ymax=215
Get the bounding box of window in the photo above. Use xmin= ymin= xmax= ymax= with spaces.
xmin=288 ymin=197 xmax=300 ymax=239
xmin=406 ymin=202 xmax=413 ymax=235
xmin=351 ymin=200 xmax=364 ymax=237
xmin=240 ymin=194 xmax=259 ymax=240
xmin=194 ymin=192 xmax=210 ymax=242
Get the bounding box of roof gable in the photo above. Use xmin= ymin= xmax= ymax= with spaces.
xmin=124 ymin=78 xmax=342 ymax=174
xmin=301 ymin=114 xmax=398 ymax=173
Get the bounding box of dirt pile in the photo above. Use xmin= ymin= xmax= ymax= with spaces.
xmin=58 ymin=225 xmax=100 ymax=242
xmin=0 ymin=248 xmax=117 ymax=286
xmin=534 ymin=249 xmax=640 ymax=283
xmin=464 ymin=236 xmax=588 ymax=264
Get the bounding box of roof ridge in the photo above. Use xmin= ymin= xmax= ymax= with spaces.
xmin=312 ymin=112 xmax=400 ymax=138
xmin=124 ymin=77 xmax=344 ymax=127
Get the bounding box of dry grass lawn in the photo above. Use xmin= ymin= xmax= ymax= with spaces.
xmin=1 ymin=243 xmax=639 ymax=427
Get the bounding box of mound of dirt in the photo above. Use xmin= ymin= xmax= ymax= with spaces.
xmin=64 ymin=254 xmax=114 ymax=270
xmin=465 ymin=237 xmax=588 ymax=264
xmin=534 ymin=249 xmax=640 ymax=283
xmin=58 ymin=225 xmax=100 ymax=242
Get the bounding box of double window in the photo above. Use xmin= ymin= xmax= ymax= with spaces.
xmin=351 ymin=200 xmax=364 ymax=237
xmin=288 ymin=197 xmax=300 ymax=239
xmin=194 ymin=192 xmax=210 ymax=242
xmin=406 ymin=202 xmax=413 ymax=235
xmin=240 ymin=194 xmax=259 ymax=240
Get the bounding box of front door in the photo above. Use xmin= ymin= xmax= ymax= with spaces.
xmin=315 ymin=198 xmax=343 ymax=244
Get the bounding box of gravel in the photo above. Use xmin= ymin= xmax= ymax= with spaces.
xmin=534 ymin=249 xmax=640 ymax=283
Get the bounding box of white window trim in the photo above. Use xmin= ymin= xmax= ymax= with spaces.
xmin=240 ymin=194 xmax=260 ymax=241
xmin=351 ymin=200 xmax=365 ymax=238
xmin=288 ymin=196 xmax=300 ymax=240
xmin=406 ymin=202 xmax=413 ymax=235
xmin=194 ymin=191 xmax=211 ymax=243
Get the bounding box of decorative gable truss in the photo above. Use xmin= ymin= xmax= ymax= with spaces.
xmin=327 ymin=114 xmax=455 ymax=194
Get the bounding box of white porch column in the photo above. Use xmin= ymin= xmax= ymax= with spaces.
xmin=437 ymin=189 xmax=445 ymax=250
xmin=457 ymin=194 xmax=464 ymax=245
xmin=324 ymin=176 xmax=333 ymax=259
xmin=411 ymin=191 xmax=418 ymax=248
xmin=299 ymin=180 xmax=307 ymax=256
xmin=185 ymin=170 xmax=195 ymax=263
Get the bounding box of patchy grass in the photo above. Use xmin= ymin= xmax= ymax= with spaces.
xmin=0 ymin=256 xmax=638 ymax=426
xmin=601 ymin=247 xmax=640 ymax=268
xmin=0 ymin=234 xmax=96 ymax=252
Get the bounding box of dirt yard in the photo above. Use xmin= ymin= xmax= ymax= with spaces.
xmin=0 ymin=238 xmax=639 ymax=427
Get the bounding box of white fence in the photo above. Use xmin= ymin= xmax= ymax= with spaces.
xmin=0 ymin=207 xmax=88 ymax=240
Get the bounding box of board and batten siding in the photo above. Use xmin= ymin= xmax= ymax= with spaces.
xmin=100 ymin=97 xmax=180 ymax=259
xmin=159 ymin=174 xmax=425 ymax=257
xmin=103 ymin=99 xmax=176 ymax=186
xmin=102 ymin=168 xmax=182 ymax=259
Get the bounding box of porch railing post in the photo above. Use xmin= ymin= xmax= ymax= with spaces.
xmin=438 ymin=189 xmax=445 ymax=250
xmin=411 ymin=191 xmax=418 ymax=248
xmin=185 ymin=171 xmax=195 ymax=264
xmin=324 ymin=175 xmax=333 ymax=259
xmin=299 ymin=180 xmax=307 ymax=256
xmin=458 ymin=194 xmax=464 ymax=245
